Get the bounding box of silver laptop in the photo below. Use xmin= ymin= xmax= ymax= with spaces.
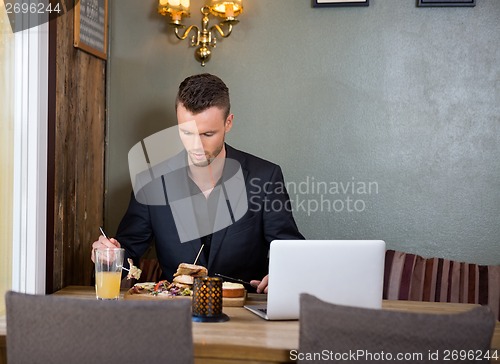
xmin=244 ymin=240 xmax=386 ymax=320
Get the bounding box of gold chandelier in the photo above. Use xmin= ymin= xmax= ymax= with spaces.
xmin=158 ymin=0 xmax=244 ymax=66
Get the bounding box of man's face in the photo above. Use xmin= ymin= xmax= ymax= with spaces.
xmin=177 ymin=104 xmax=233 ymax=167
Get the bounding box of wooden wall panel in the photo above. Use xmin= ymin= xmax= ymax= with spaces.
xmin=48 ymin=7 xmax=106 ymax=292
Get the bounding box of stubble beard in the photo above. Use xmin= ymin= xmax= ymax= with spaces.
xmin=189 ymin=142 xmax=224 ymax=167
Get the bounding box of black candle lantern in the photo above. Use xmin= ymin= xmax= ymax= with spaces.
xmin=192 ymin=276 xmax=229 ymax=322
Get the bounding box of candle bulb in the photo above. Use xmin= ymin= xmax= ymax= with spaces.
xmin=210 ymin=0 xmax=243 ymax=18
xmin=225 ymin=5 xmax=234 ymax=18
xmin=159 ymin=0 xmax=189 ymax=22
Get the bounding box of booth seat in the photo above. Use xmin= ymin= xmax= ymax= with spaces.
xmin=383 ymin=250 xmax=500 ymax=320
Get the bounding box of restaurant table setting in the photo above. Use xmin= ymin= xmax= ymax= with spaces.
xmin=42 ymin=285 xmax=500 ymax=364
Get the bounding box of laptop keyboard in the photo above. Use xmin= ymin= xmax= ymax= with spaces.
xmin=258 ymin=308 xmax=267 ymax=314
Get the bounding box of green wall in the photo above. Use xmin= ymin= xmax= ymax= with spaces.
xmin=106 ymin=0 xmax=500 ymax=265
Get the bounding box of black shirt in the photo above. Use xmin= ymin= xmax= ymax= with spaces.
xmin=187 ymin=176 xmax=222 ymax=262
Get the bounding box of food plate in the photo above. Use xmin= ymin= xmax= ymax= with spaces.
xmin=124 ymin=286 xmax=247 ymax=307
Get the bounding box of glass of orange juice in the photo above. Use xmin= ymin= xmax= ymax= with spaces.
xmin=94 ymin=248 xmax=124 ymax=300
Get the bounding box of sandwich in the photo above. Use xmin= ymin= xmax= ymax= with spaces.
xmin=147 ymin=262 xmax=208 ymax=296
xmin=172 ymin=263 xmax=208 ymax=287
xmin=131 ymin=262 xmax=208 ymax=297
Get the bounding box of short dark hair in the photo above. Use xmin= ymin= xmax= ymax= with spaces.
xmin=176 ymin=73 xmax=230 ymax=118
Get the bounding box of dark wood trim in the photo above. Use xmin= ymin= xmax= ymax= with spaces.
xmin=45 ymin=10 xmax=57 ymax=294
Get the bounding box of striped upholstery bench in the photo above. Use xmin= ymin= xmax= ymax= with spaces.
xmin=383 ymin=250 xmax=500 ymax=320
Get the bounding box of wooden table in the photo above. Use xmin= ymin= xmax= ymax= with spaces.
xmin=1 ymin=286 xmax=499 ymax=364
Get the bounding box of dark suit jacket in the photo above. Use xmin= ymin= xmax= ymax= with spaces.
xmin=116 ymin=144 xmax=304 ymax=283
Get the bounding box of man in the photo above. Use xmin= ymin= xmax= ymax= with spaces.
xmin=92 ymin=73 xmax=304 ymax=293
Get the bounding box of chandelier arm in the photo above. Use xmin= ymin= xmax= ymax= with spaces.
xmin=211 ymin=23 xmax=233 ymax=38
xmin=174 ymin=25 xmax=200 ymax=41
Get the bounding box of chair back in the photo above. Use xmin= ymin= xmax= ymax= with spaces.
xmin=299 ymin=293 xmax=495 ymax=364
xmin=5 ymin=291 xmax=193 ymax=364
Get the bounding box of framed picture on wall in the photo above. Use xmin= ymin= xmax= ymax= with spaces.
xmin=312 ymin=0 xmax=369 ymax=7
xmin=417 ymin=0 xmax=475 ymax=7
xmin=74 ymin=0 xmax=108 ymax=60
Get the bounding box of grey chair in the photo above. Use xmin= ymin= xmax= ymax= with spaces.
xmin=299 ymin=293 xmax=495 ymax=364
xmin=5 ymin=291 xmax=193 ymax=364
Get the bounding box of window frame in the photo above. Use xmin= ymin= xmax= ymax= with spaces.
xmin=11 ymin=20 xmax=48 ymax=294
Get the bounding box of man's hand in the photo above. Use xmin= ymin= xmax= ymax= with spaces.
xmin=250 ymin=275 xmax=269 ymax=294
xmin=91 ymin=235 xmax=121 ymax=262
